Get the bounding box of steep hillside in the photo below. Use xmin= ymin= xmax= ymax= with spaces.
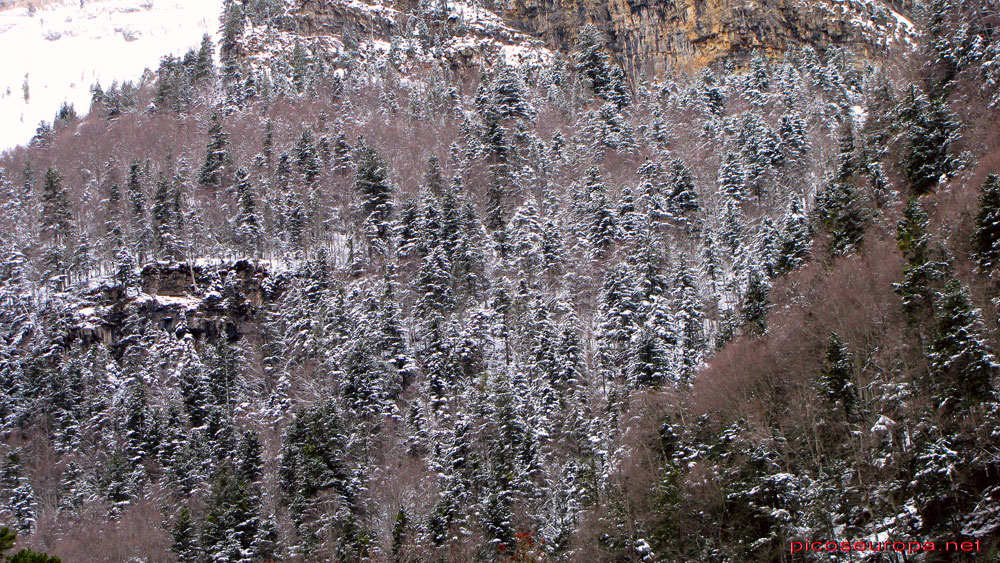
xmin=0 ymin=0 xmax=998 ymax=561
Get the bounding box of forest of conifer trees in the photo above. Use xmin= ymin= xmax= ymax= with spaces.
xmin=0 ymin=0 xmax=999 ymax=560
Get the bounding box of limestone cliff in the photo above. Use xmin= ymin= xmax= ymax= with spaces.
xmin=71 ymin=261 xmax=275 ymax=353
xmin=496 ymin=0 xmax=915 ymax=74
xmin=258 ymin=0 xmax=914 ymax=79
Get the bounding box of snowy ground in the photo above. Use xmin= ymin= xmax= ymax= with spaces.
xmin=0 ymin=0 xmax=223 ymax=153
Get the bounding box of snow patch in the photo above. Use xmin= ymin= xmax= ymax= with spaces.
xmin=153 ymin=294 xmax=202 ymax=309
xmin=0 ymin=0 xmax=223 ymax=152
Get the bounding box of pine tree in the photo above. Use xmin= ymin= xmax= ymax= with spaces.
xmin=355 ymin=142 xmax=394 ymax=243
xmin=39 ymin=167 xmax=73 ymax=290
xmin=585 ymin=167 xmax=617 ymax=260
xmin=894 ymin=199 xmax=948 ymax=324
xmin=897 ymin=86 xmax=959 ymax=195
xmin=929 ymin=279 xmax=999 ymax=403
xmin=814 ymin=180 xmax=870 ymax=255
xmin=819 ymin=333 xmax=856 ymax=419
xmin=171 ymin=506 xmax=200 ymax=562
xmin=199 ymin=113 xmax=230 ymax=191
xmin=741 ymin=272 xmax=770 ymax=337
xmin=972 ymin=173 xmax=1000 ymax=270
xmin=233 ymin=167 xmax=263 ymax=258
xmin=0 ymin=527 xmax=60 ymax=562
xmin=773 ymin=199 xmax=812 ymax=276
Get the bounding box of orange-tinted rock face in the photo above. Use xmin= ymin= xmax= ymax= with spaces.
xmin=497 ymin=0 xmax=915 ymax=74
xmin=285 ymin=0 xmax=915 ymax=76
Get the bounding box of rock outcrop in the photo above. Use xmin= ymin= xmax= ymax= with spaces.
xmin=72 ymin=261 xmax=275 ymax=354
xmin=257 ymin=0 xmax=914 ymax=80
xmin=497 ymin=0 xmax=915 ymax=74
xmin=282 ymin=0 xmax=554 ymax=71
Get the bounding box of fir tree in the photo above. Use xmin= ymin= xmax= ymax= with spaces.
xmin=295 ymin=128 xmax=321 ymax=186
xmin=637 ymin=160 xmax=669 ymax=222
xmin=200 ymin=465 xmax=272 ymax=563
xmin=39 ymin=167 xmax=73 ymax=289
xmin=152 ymin=173 xmax=180 ymax=260
xmin=584 ymin=167 xmax=617 ymax=260
xmin=929 ymin=279 xmax=999 ymax=403
xmin=897 ymin=86 xmax=959 ymax=195
xmin=773 ymin=199 xmax=812 ymax=276
xmin=718 ymin=152 xmax=746 ymax=202
xmin=489 ymin=64 xmax=534 ymax=122
xmin=741 ymin=272 xmax=770 ymax=337
xmin=674 ymin=264 xmax=706 ymax=385
xmin=355 ymin=142 xmax=394 ymax=243
xmin=194 ymin=34 xmax=215 ymax=82
xmin=819 ymin=332 xmax=856 ymax=419
xmin=199 ymin=113 xmax=231 ymax=191
xmin=279 ymin=401 xmax=356 ymax=525
xmin=233 ymin=167 xmax=263 ymax=258
xmin=814 ymin=180 xmax=870 ymax=255
xmin=171 ymin=506 xmax=200 ymax=562
xmin=627 ymin=327 xmax=671 ymax=387
xmin=665 ymin=158 xmax=700 ymax=219
xmin=2 ymin=451 xmax=36 ymax=534
xmin=573 ymin=24 xmax=629 ymax=108
xmin=972 ymin=173 xmax=1000 ymax=270
xmin=894 ymin=199 xmax=948 ymax=324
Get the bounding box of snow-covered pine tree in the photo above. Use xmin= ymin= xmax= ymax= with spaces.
xmin=741 ymin=271 xmax=770 ymax=337
xmin=929 ymin=279 xmax=1000 ymax=404
xmin=773 ymin=199 xmax=811 ymax=276
xmin=894 ymin=199 xmax=949 ymax=326
xmin=233 ymin=167 xmax=263 ymax=258
xmin=199 ymin=113 xmax=231 ymax=192
xmin=39 ymin=167 xmax=74 ymax=290
xmin=818 ymin=332 xmax=856 ymax=419
xmin=972 ymin=173 xmax=1000 ymax=271
xmin=354 ymin=142 xmax=394 ymax=246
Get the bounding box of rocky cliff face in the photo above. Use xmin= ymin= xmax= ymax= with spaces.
xmin=71 ymin=261 xmax=275 ymax=354
xmin=497 ymin=0 xmax=916 ymax=74
xmin=279 ymin=0 xmax=914 ymax=77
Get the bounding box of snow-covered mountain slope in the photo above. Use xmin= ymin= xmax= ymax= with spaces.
xmin=273 ymin=0 xmax=555 ymax=74
xmin=0 ymin=0 xmax=222 ymax=152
